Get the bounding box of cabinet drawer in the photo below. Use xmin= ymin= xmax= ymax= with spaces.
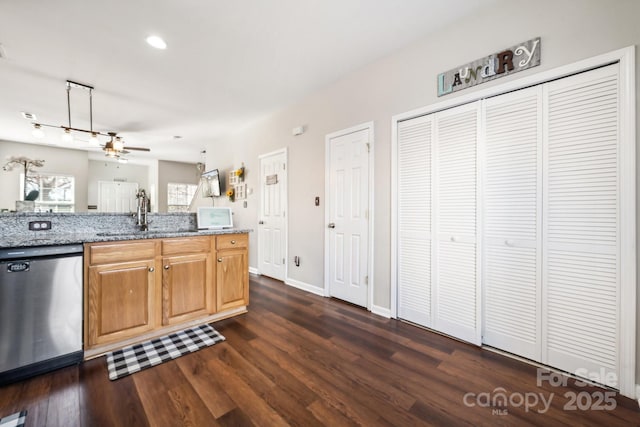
xmin=216 ymin=234 xmax=248 ymax=250
xmin=88 ymin=241 xmax=156 ymax=265
xmin=162 ymin=236 xmax=211 ymax=256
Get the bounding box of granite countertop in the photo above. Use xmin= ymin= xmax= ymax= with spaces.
xmin=0 ymin=228 xmax=252 ymax=249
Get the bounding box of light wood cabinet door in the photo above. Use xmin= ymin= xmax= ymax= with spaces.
xmin=216 ymin=248 xmax=248 ymax=311
xmin=87 ymin=260 xmax=156 ymax=346
xmin=162 ymin=253 xmax=213 ymax=325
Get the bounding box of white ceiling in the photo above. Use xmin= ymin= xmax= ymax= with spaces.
xmin=0 ymin=0 xmax=491 ymax=163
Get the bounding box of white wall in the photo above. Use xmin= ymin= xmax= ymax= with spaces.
xmin=0 ymin=140 xmax=89 ymax=211
xmin=203 ymin=0 xmax=640 ymax=381
xmin=87 ymin=160 xmax=149 ymax=208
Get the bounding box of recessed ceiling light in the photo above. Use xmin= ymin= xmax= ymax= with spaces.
xmin=146 ymin=35 xmax=167 ymax=50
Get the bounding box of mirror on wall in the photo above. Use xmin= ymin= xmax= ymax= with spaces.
xmin=0 ymin=141 xmax=202 ymax=213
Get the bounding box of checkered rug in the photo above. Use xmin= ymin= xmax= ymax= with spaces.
xmin=106 ymin=324 xmax=225 ymax=380
xmin=0 ymin=411 xmax=26 ymax=427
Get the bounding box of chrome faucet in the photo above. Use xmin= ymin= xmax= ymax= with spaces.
xmin=135 ymin=189 xmax=150 ymax=231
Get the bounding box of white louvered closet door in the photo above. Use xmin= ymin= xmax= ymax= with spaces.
xmin=482 ymin=87 xmax=543 ymax=361
xmin=434 ymin=101 xmax=481 ymax=345
xmin=397 ymin=115 xmax=433 ymax=327
xmin=542 ymin=64 xmax=620 ymax=387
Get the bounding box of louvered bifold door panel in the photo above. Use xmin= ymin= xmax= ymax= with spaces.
xmin=482 ymin=87 xmax=542 ymax=361
xmin=397 ymin=114 xmax=433 ymax=327
xmin=434 ymin=101 xmax=481 ymax=345
xmin=543 ymin=64 xmax=619 ymax=387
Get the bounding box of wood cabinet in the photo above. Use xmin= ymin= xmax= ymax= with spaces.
xmin=86 ymin=241 xmax=157 ymax=346
xmin=84 ymin=233 xmax=248 ymax=355
xmin=216 ymin=234 xmax=249 ymax=311
xmin=161 ymin=237 xmax=213 ymax=326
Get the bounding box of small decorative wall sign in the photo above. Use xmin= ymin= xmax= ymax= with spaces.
xmin=266 ymin=174 xmax=278 ymax=185
xmin=234 ymin=183 xmax=247 ymax=200
xmin=437 ymin=37 xmax=540 ymax=97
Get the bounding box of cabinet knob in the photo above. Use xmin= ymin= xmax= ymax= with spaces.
xmin=217 ymin=258 xmax=223 ymax=262
xmin=164 ymin=265 xmax=170 ymax=270
xmin=148 ymin=267 xmax=155 ymax=272
xmin=230 ymin=240 xmax=236 ymax=244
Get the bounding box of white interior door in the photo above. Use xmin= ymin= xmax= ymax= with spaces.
xmin=98 ymin=181 xmax=138 ymax=212
xmin=433 ymin=101 xmax=481 ymax=345
xmin=397 ymin=114 xmax=433 ymax=327
xmin=258 ymin=149 xmax=287 ymax=281
xmin=542 ymin=64 xmax=620 ymax=387
xmin=327 ymin=126 xmax=370 ymax=308
xmin=482 ymin=86 xmax=543 ymax=361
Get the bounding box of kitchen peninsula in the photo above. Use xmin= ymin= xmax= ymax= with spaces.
xmin=0 ymin=212 xmax=250 ymax=360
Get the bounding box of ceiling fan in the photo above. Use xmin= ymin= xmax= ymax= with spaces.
xmin=102 ymin=132 xmax=150 ymax=160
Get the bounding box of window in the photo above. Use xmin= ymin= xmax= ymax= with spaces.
xmin=167 ymin=182 xmax=198 ymax=212
xmin=23 ymin=173 xmax=75 ymax=212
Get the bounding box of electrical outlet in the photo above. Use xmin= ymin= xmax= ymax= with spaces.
xmin=28 ymin=221 xmax=51 ymax=231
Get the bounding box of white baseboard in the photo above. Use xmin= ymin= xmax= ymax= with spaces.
xmin=248 ymin=266 xmax=259 ymax=275
xmin=371 ymin=304 xmax=391 ymax=318
xmin=285 ymin=277 xmax=325 ymax=297
xmin=636 ymin=384 xmax=640 ymax=405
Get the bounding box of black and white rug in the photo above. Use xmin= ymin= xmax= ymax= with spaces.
xmin=0 ymin=411 xmax=26 ymax=427
xmin=106 ymin=324 xmax=225 ymax=380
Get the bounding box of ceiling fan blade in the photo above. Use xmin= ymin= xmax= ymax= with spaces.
xmin=124 ymin=146 xmax=151 ymax=152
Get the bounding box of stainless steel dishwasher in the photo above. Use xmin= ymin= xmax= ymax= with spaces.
xmin=0 ymin=244 xmax=83 ymax=385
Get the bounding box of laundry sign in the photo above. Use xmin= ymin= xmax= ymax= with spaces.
xmin=437 ymin=37 xmax=540 ymax=97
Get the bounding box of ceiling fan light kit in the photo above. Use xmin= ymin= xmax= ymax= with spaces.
xmin=30 ymin=80 xmax=150 ymax=160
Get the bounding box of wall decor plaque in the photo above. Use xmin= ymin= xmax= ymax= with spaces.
xmin=438 ymin=37 xmax=540 ymax=97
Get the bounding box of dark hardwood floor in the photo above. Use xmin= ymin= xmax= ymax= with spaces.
xmin=1 ymin=274 xmax=638 ymax=426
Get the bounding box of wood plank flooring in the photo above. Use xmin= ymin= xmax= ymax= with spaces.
xmin=1 ymin=274 xmax=638 ymax=426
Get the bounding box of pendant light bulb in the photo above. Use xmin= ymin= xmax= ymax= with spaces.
xmin=89 ymin=132 xmax=100 ymax=146
xmin=32 ymin=124 xmax=45 ymax=138
xmin=61 ymin=128 xmax=74 ymax=143
xmin=113 ymin=137 xmax=124 ymax=151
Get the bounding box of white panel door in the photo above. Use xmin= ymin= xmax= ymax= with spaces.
xmin=258 ymin=149 xmax=287 ymax=281
xmin=542 ymin=64 xmax=620 ymax=387
xmin=433 ymin=101 xmax=481 ymax=345
xmin=397 ymin=114 xmax=433 ymax=327
xmin=98 ymin=181 xmax=138 ymax=212
xmin=328 ymin=128 xmax=370 ymax=307
xmin=482 ymin=86 xmax=543 ymax=360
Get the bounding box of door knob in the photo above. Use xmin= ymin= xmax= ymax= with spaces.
xmin=328 ymin=223 xmax=336 ymax=229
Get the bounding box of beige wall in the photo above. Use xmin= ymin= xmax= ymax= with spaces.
xmin=203 ymin=0 xmax=640 ymax=381
xmin=157 ymin=160 xmax=200 ymax=212
xmin=0 ymin=140 xmax=89 ymax=211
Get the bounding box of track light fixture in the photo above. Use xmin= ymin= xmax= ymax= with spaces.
xmin=30 ymin=80 xmax=150 ymax=160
